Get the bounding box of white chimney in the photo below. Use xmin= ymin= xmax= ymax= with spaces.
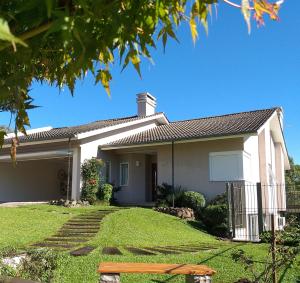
xmin=136 ymin=92 xmax=156 ymax=117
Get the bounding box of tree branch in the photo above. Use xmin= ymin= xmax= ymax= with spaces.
xmin=0 ymin=22 xmax=53 ymax=52
xmin=223 ymin=0 xmax=254 ymax=10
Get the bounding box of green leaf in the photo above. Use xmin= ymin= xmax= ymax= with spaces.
xmin=45 ymin=0 xmax=53 ymax=18
xmin=96 ymin=69 xmax=112 ymax=96
xmin=189 ymin=17 xmax=198 ymax=44
xmin=241 ymin=0 xmax=251 ymax=34
xmin=130 ymin=53 xmax=142 ymax=78
xmin=0 ymin=18 xmax=27 ymax=50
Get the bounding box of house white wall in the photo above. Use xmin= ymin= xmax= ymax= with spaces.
xmin=243 ymin=135 xmax=260 ymax=183
xmin=0 ymin=159 xmax=67 ymax=202
xmin=71 ymin=120 xmax=160 ymax=199
xmin=156 ymin=138 xmax=244 ymax=199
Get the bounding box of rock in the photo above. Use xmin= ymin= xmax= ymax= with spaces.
xmin=153 ymin=207 xmax=195 ymax=220
xmin=1 ymin=254 xmax=27 ymax=269
xmin=49 ymin=199 xmax=90 ymax=207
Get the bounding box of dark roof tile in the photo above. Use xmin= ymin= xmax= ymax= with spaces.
xmin=104 ymin=108 xmax=279 ymax=147
xmin=4 ymin=113 xmax=163 ymax=145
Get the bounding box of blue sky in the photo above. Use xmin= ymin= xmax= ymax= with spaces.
xmin=1 ymin=1 xmax=299 ymax=163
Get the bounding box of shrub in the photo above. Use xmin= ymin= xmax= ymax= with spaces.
xmin=19 ymin=248 xmax=68 ymax=283
xmin=156 ymin=183 xmax=184 ymax=207
xmin=260 ymin=216 xmax=300 ymax=247
xmin=0 ymin=248 xmax=67 ymax=283
xmin=201 ymin=193 xmax=229 ymax=237
xmin=80 ymin=158 xmax=103 ymax=204
xmin=180 ymin=191 xmax=206 ymax=213
xmin=99 ymin=183 xmax=113 ymax=204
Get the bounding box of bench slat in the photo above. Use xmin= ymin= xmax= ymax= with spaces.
xmin=98 ymin=262 xmax=216 ymax=276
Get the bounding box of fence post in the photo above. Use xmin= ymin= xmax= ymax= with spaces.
xmin=271 ymin=214 xmax=277 ymax=283
xmin=226 ymin=183 xmax=232 ymax=238
xmin=256 ymin=182 xmax=264 ymax=235
xmin=230 ymin=183 xmax=236 ymax=239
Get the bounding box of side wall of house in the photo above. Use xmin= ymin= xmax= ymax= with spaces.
xmin=258 ymin=114 xmax=287 ymax=223
xmin=156 ymin=138 xmax=244 ymax=200
xmin=0 ymin=159 xmax=67 ymax=202
xmin=98 ymin=151 xmax=149 ymax=204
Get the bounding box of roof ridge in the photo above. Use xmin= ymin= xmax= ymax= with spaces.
xmin=51 ymin=112 xmax=166 ymax=130
xmin=169 ymin=107 xmax=279 ymax=124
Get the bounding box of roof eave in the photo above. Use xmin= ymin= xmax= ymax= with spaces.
xmin=101 ymin=132 xmax=254 ymax=150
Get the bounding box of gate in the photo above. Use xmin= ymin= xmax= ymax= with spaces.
xmin=227 ymin=182 xmax=299 ymax=242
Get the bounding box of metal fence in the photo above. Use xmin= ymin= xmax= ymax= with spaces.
xmin=226 ymin=182 xmax=300 ymax=242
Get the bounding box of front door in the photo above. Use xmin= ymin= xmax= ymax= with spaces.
xmin=151 ymin=163 xmax=157 ymax=201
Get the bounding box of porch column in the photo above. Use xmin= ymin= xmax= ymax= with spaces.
xmin=71 ymin=147 xmax=81 ymax=200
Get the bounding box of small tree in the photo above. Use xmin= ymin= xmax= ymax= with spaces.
xmin=80 ymin=158 xmax=103 ymax=204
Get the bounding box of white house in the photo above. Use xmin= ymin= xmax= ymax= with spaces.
xmin=0 ymin=93 xmax=289 ymax=240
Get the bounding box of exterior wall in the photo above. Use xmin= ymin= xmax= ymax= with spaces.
xmin=0 ymin=159 xmax=67 ymax=202
xmin=156 ymin=138 xmax=244 ymax=200
xmin=72 ymin=120 xmax=158 ymax=199
xmin=275 ymin=143 xmax=286 ymax=210
xmin=98 ymin=150 xmax=149 ymax=204
xmin=243 ymin=135 xmax=260 ymax=183
xmin=80 ymin=121 xmax=157 ymax=162
xmin=258 ymin=129 xmax=268 ymax=185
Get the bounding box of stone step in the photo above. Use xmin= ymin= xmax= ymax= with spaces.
xmin=60 ymin=226 xmax=99 ymax=230
xmin=59 ymin=229 xmax=99 ymax=233
xmin=32 ymin=242 xmax=76 ymax=249
xmin=70 ymin=246 xmax=95 ymax=256
xmin=143 ymin=247 xmax=181 ymax=255
xmin=102 ymin=247 xmax=123 ymax=255
xmin=55 ymin=232 xmax=96 ymax=237
xmin=125 ymin=247 xmax=156 ymax=256
xmin=45 ymin=237 xmax=89 ymax=243
xmin=53 ymin=233 xmax=94 ymax=238
xmin=72 ymin=217 xmax=105 ymax=220
xmin=66 ymin=221 xmax=101 ymax=225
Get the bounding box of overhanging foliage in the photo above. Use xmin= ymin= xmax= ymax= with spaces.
xmin=0 ymin=0 xmax=283 ymax=160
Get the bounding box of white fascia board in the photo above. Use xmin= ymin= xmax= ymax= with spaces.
xmin=96 ymin=123 xmax=157 ymax=146
xmin=0 ymin=149 xmax=71 ymax=162
xmin=257 ymin=110 xmax=290 ymax=169
xmin=76 ymin=113 xmax=168 ymax=140
xmin=1 ymin=113 xmax=168 ymax=149
xmin=1 ymin=138 xmax=71 ymax=149
xmin=101 ymin=134 xmax=249 ymax=151
xmin=257 ymin=111 xmax=277 ymax=135
xmin=4 ymin=126 xmax=53 ymax=139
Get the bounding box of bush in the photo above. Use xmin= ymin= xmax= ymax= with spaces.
xmin=260 ymin=216 xmax=300 ymax=247
xmin=19 ymin=249 xmax=67 ymax=283
xmin=180 ymin=191 xmax=206 ymax=213
xmin=0 ymin=248 xmax=68 ymax=283
xmin=99 ymin=183 xmax=113 ymax=204
xmin=201 ymin=193 xmax=229 ymax=237
xmin=156 ymin=183 xmax=184 ymax=207
xmin=80 ymin=158 xmax=103 ymax=204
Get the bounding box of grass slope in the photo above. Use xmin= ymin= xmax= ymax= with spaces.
xmin=0 ymin=205 xmax=299 ymax=282
xmin=0 ymin=205 xmax=112 ymax=249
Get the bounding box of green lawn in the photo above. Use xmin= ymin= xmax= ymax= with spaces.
xmin=0 ymin=205 xmax=299 ymax=283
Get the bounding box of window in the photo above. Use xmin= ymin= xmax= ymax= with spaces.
xmin=120 ymin=162 xmax=129 ymax=186
xmin=209 ymin=151 xmax=243 ymax=181
xmin=105 ymin=161 xmax=111 ymax=183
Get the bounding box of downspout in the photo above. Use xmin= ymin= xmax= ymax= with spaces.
xmin=172 ymin=140 xmax=175 ymax=208
xmin=66 ymin=137 xmax=72 ymax=201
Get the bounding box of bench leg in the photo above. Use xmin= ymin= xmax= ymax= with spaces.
xmin=185 ymin=275 xmax=212 ymax=283
xmin=99 ymin=273 xmax=121 ymax=283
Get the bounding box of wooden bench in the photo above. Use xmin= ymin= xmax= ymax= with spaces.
xmin=98 ymin=262 xmax=216 ymax=283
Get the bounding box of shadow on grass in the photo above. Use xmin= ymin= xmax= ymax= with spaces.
xmin=186 ymin=220 xmax=208 ymax=234
xmin=151 ymin=244 xmax=246 ymax=283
